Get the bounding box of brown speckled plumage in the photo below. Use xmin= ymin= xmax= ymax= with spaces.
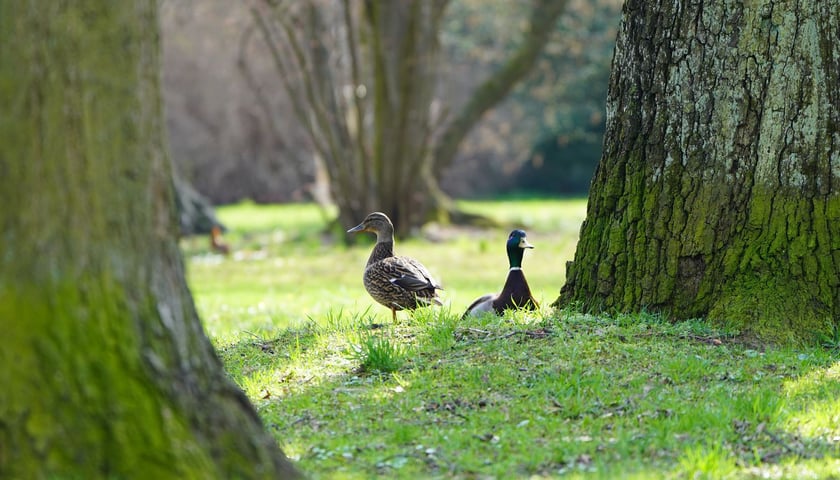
xmin=348 ymin=212 xmax=442 ymax=321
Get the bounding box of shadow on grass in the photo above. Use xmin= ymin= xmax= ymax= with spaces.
xmin=217 ymin=310 xmax=840 ymax=478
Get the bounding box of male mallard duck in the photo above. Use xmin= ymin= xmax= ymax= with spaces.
xmin=347 ymin=212 xmax=443 ymax=322
xmin=463 ymin=229 xmax=538 ymax=317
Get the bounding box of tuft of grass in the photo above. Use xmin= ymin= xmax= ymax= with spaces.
xmin=412 ymin=306 xmax=459 ymax=350
xmin=347 ymin=331 xmax=408 ymax=374
xmin=677 ymin=441 xmax=736 ymax=479
xmin=818 ymin=323 xmax=840 ymax=351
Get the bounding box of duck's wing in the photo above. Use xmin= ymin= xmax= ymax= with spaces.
xmin=385 ymin=256 xmax=442 ymax=292
xmin=463 ymin=293 xmax=497 ymax=318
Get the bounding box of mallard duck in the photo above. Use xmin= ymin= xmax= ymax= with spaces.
xmin=347 ymin=212 xmax=443 ymax=322
xmin=463 ymin=229 xmax=538 ymax=317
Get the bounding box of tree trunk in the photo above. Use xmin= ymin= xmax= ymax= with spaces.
xmin=0 ymin=2 xmax=301 ymax=477
xmin=556 ymin=0 xmax=840 ymax=343
xmin=252 ymin=0 xmax=567 ymax=237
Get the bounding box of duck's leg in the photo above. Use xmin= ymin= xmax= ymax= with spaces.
xmin=391 ymin=307 xmax=397 ymax=323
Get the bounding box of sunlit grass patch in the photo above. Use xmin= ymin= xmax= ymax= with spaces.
xmin=677 ymin=441 xmax=737 ymax=479
xmin=218 ymin=200 xmax=336 ymax=237
xmin=781 ymin=362 xmax=840 ymax=439
xmin=187 ymin=199 xmax=840 ymax=479
xmin=458 ymin=197 xmax=588 ymax=233
xmin=246 ymin=309 xmax=840 ymax=478
xmin=347 ymin=330 xmax=409 ymax=374
xmin=412 ymin=306 xmax=459 ymax=351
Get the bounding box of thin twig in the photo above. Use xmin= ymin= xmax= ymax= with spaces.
xmin=243 ymin=330 xmax=264 ymax=340
xmin=459 ymin=329 xmax=536 ymax=345
xmin=467 ymin=327 xmax=490 ymax=335
xmin=759 ymin=423 xmax=814 ymax=458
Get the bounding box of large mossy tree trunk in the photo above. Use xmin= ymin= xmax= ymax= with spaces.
xmin=0 ymin=2 xmax=300 ymax=478
xmin=556 ymin=0 xmax=840 ymax=343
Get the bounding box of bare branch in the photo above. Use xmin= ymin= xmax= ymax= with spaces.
xmin=236 ymin=24 xmax=310 ymax=181
xmin=249 ymin=3 xmax=329 ymax=158
xmin=269 ymin=2 xmax=356 ymax=208
xmin=431 ymin=0 xmax=569 ymax=172
xmin=341 ymin=0 xmax=372 ymax=201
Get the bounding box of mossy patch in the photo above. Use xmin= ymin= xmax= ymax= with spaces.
xmin=0 ymin=280 xmax=217 ymax=479
xmin=708 ymin=273 xmax=833 ymax=345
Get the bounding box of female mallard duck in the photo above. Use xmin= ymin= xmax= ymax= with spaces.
xmin=463 ymin=229 xmax=538 ymax=317
xmin=347 ymin=212 xmax=443 ymax=322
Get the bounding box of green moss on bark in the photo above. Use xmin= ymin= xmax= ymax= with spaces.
xmin=0 ymin=280 xmax=217 ymax=479
xmin=0 ymin=1 xmax=301 ymax=477
xmin=709 ymin=274 xmax=832 ymax=345
xmin=557 ymin=0 xmax=840 ymax=344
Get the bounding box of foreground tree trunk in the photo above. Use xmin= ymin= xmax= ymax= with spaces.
xmin=0 ymin=2 xmax=300 ymax=478
xmin=557 ymin=0 xmax=840 ymax=342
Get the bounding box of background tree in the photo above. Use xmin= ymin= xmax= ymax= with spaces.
xmin=162 ymin=0 xmax=317 ymax=205
xmin=556 ymin=0 xmax=840 ymax=342
xmin=250 ymin=0 xmax=568 ymax=236
xmin=0 ymin=1 xmax=300 ymax=477
xmin=511 ymin=0 xmax=620 ymax=196
xmin=159 ymin=0 xmax=622 ymax=208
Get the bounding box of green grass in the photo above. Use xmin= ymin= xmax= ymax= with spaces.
xmin=185 ymin=199 xmax=840 ymax=479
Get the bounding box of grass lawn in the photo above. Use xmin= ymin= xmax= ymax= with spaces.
xmin=184 ymin=199 xmax=840 ymax=479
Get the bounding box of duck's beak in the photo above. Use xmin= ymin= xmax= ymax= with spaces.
xmin=347 ymin=223 xmax=366 ymax=234
xmin=519 ymin=237 xmax=535 ymax=249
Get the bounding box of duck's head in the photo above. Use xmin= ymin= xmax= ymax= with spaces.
xmin=347 ymin=212 xmax=394 ymax=240
xmin=506 ymin=229 xmax=534 ymax=268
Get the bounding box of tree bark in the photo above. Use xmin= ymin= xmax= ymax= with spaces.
xmin=556 ymin=0 xmax=840 ymax=343
xmin=0 ymin=2 xmax=301 ymax=477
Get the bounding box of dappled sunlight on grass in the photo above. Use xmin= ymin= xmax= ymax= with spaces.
xmin=738 ymin=458 xmax=840 ymax=479
xmin=218 ymin=200 xmax=336 ymax=235
xmin=239 ymin=310 xmax=840 ymax=478
xmin=781 ymin=361 xmax=840 ymax=439
xmin=185 ymin=200 xmax=840 ymax=478
xmin=458 ymin=197 xmax=588 ymax=234
xmin=676 ymin=441 xmax=737 ymax=479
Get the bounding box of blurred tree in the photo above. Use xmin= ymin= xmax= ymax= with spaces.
xmin=442 ymin=0 xmax=620 ymax=197
xmin=516 ymin=118 xmax=605 ymax=195
xmin=250 ymin=0 xmax=568 ymax=236
xmin=161 ymin=1 xmax=315 ymax=205
xmin=556 ymin=0 xmax=840 ymax=342
xmin=0 ymin=1 xmax=300 ymax=477
xmin=510 ymin=0 xmax=620 ymax=195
